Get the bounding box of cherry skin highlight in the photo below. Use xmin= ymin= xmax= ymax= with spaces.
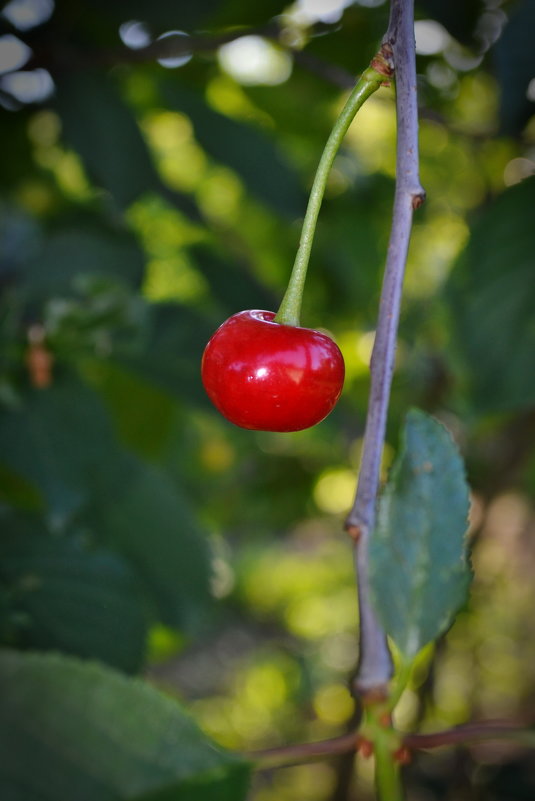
xmin=201 ymin=310 xmax=345 ymax=432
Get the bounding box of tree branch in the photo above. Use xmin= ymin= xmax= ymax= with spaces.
xmin=404 ymin=719 xmax=534 ymax=750
xmin=345 ymin=0 xmax=425 ymax=696
xmin=248 ymin=732 xmax=359 ymax=769
xmin=248 ymin=720 xmax=534 ymax=769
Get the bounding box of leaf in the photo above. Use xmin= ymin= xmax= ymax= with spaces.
xmin=369 ymin=409 xmax=471 ymax=659
xmin=0 ymin=379 xmax=117 ymax=523
xmin=0 ymin=203 xmax=42 ymax=285
xmin=120 ymin=302 xmax=217 ymax=405
xmin=447 ymin=177 xmax=535 ymax=412
xmin=493 ymin=0 xmax=535 ymax=136
xmin=54 ymin=70 xmax=159 ymax=210
xmin=54 ymin=71 xmax=199 ymax=219
xmin=77 ymin=0 xmax=219 ymax=32
xmin=0 ymin=649 xmax=251 ymax=801
xmin=0 ymin=378 xmax=213 ymax=630
xmin=0 ymin=531 xmax=149 ymax=673
xmin=89 ymin=460 xmax=213 ymax=632
xmin=417 ymin=0 xmax=482 ymax=45
xmin=84 ymin=361 xmax=177 ymax=460
xmin=21 ymin=218 xmax=146 ymax=297
xmin=162 ymin=82 xmax=304 ymax=217
xmin=189 ymin=243 xmax=277 ymax=315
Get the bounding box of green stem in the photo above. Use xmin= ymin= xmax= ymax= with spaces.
xmin=374 ymin=735 xmax=404 ymax=801
xmin=274 ymin=65 xmax=385 ymax=327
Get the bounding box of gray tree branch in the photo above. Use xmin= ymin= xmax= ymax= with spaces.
xmin=345 ymin=0 xmax=425 ymax=696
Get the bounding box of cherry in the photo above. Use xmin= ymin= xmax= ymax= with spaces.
xmin=201 ymin=310 xmax=345 ymax=432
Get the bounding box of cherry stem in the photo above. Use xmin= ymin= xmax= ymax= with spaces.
xmin=274 ymin=65 xmax=386 ymax=327
xmin=346 ymin=0 xmax=425 ymax=697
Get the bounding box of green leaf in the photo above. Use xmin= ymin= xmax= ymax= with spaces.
xmin=89 ymin=460 xmax=213 ymax=632
xmin=84 ymin=361 xmax=177 ymax=460
xmin=189 ymin=243 xmax=276 ymax=315
xmin=0 ymin=649 xmax=251 ymax=801
xmin=447 ymin=177 xmax=535 ymax=412
xmin=21 ymin=218 xmax=145 ymax=297
xmin=162 ymin=83 xmax=304 ymax=217
xmin=55 ymin=70 xmax=160 ymax=210
xmin=120 ymin=302 xmax=217 ymax=405
xmin=494 ymin=0 xmax=535 ymax=136
xmin=80 ymin=0 xmax=219 ymax=32
xmin=0 ymin=379 xmax=117 ymax=523
xmin=417 ymin=0 xmax=481 ymax=45
xmin=0 ymin=378 xmax=213 ymax=630
xmin=369 ymin=409 xmax=471 ymax=659
xmin=53 ymin=71 xmax=199 ymax=220
xmin=0 ymin=531 xmax=148 ymax=672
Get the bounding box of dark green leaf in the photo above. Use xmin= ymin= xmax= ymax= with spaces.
xmin=77 ymin=0 xmax=219 ymax=33
xmin=21 ymin=219 xmax=145 ymax=296
xmin=162 ymin=82 xmax=304 ymax=217
xmin=84 ymin=361 xmax=177 ymax=459
xmin=89 ymin=460 xmax=213 ymax=632
xmin=369 ymin=409 xmax=471 ymax=658
xmin=189 ymin=243 xmax=276 ymax=314
xmin=416 ymin=0 xmax=482 ymax=45
xmin=0 ymin=204 xmax=42 ymax=286
xmin=121 ymin=302 xmax=216 ymax=405
xmin=54 ymin=70 xmax=201 ymax=219
xmin=0 ymin=379 xmax=117 ymax=523
xmin=0 ymin=378 xmax=213 ymax=630
xmin=447 ymin=177 xmax=535 ymax=412
xmin=0 ymin=649 xmax=251 ymax=801
xmin=494 ymin=0 xmax=535 ymax=136
xmin=210 ymin=0 xmax=289 ymax=27
xmin=0 ymin=532 xmax=148 ymax=672
xmin=55 ymin=70 xmax=160 ymax=210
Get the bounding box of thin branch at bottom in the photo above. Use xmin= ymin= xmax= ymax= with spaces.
xmin=247 ymin=719 xmax=534 ymax=769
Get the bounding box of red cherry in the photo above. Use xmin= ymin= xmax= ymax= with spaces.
xmin=201 ymin=310 xmax=345 ymax=432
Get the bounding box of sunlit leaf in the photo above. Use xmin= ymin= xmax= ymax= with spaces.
xmin=54 ymin=71 xmax=199 ymax=219
xmin=0 ymin=649 xmax=251 ymax=800
xmin=369 ymin=409 xmax=471 ymax=658
xmin=162 ymin=82 xmax=304 ymax=217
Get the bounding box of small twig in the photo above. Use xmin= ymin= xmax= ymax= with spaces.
xmin=247 ymin=732 xmax=358 ymax=768
xmin=404 ymin=719 xmax=533 ymax=750
xmin=344 ymin=0 xmax=425 ymax=696
xmin=248 ymin=720 xmax=534 ymax=770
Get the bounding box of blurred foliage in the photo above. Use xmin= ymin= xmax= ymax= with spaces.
xmin=0 ymin=0 xmax=534 ymax=799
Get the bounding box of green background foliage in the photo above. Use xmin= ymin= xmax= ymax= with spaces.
xmin=0 ymin=0 xmax=534 ymax=798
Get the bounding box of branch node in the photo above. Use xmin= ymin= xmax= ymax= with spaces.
xmin=411 ymin=190 xmax=426 ymax=210
xmin=370 ymin=42 xmax=394 ymax=78
xmin=356 ymin=736 xmax=375 ymax=758
xmin=394 ymin=746 xmax=412 ymax=765
xmin=345 ymin=522 xmax=363 ymax=542
xmin=357 ymin=684 xmax=390 ymax=705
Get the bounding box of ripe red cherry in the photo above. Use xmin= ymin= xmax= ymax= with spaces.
xmin=201 ymin=310 xmax=345 ymax=432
